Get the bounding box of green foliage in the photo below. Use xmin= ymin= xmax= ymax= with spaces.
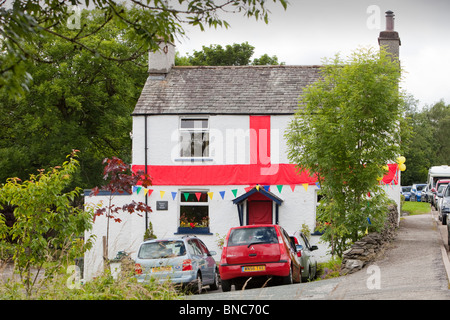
xmin=0 ymin=151 xmax=94 ymax=298
xmin=1 ymin=0 xmax=288 ymax=96
xmin=285 ymin=48 xmax=406 ymax=257
xmin=0 ymin=8 xmax=148 ymax=188
xmin=0 ymin=259 xmax=182 ymax=300
xmin=316 ymin=256 xmax=342 ymax=280
xmin=402 ymin=99 xmax=450 ymax=185
xmin=175 ymin=42 xmax=284 ymax=66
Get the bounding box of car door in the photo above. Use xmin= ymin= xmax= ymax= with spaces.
xmin=196 ymin=239 xmax=216 ymax=283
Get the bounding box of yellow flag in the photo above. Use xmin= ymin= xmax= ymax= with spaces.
xmin=302 ymin=183 xmax=308 ymax=191
xmin=160 ymin=190 xmax=165 ymax=199
xmin=207 ymin=192 xmax=214 ymax=200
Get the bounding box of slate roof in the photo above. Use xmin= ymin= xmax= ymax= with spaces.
xmin=132 ymin=65 xmax=322 ymax=115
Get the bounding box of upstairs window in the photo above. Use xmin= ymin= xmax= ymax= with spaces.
xmin=179 ymin=118 xmax=209 ymax=158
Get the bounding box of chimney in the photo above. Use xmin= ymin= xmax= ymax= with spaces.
xmin=149 ymin=41 xmax=175 ymax=75
xmin=378 ymin=10 xmax=401 ymax=61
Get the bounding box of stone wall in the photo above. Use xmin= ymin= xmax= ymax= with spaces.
xmin=340 ymin=204 xmax=399 ymax=275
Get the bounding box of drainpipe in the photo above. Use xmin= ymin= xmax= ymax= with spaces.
xmin=144 ymin=115 xmax=149 ymax=231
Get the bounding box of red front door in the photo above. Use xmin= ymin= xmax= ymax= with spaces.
xmin=248 ymin=200 xmax=273 ymax=225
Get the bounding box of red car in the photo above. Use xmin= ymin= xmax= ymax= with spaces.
xmin=219 ymin=224 xmax=302 ymax=291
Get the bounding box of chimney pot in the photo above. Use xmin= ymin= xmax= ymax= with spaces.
xmin=378 ymin=10 xmax=401 ymax=61
xmin=385 ymin=10 xmax=395 ymax=31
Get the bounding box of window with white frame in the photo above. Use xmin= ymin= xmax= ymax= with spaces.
xmin=179 ymin=118 xmax=209 ymax=158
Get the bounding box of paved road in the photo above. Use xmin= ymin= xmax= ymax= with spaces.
xmin=189 ymin=211 xmax=450 ymax=300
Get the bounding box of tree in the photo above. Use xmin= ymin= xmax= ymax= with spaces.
xmin=0 ymin=150 xmax=94 ymax=298
xmin=90 ymin=157 xmax=152 ymax=265
xmin=0 ymin=8 xmax=148 ymax=189
xmin=1 ymin=0 xmax=288 ymax=97
xmin=401 ymin=99 xmax=450 ymax=185
xmin=285 ymin=48 xmax=406 ymax=257
xmin=176 ymin=42 xmax=284 ymax=66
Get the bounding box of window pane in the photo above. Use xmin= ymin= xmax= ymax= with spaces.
xmin=181 ymin=191 xmax=208 ymax=202
xmin=181 ymin=119 xmax=208 ymax=129
xmin=227 ymin=227 xmax=278 ymax=247
xmin=179 ymin=132 xmax=209 ymax=157
xmin=180 ymin=205 xmax=209 ymax=227
xmin=138 ymin=240 xmax=186 ymax=259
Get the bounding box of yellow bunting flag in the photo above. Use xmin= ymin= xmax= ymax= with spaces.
xmin=302 ymin=183 xmax=309 ymax=191
xmin=160 ymin=190 xmax=165 ymax=199
xmin=207 ymin=192 xmax=214 ymax=200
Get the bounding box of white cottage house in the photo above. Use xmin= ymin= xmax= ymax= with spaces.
xmin=84 ymin=11 xmax=402 ymax=280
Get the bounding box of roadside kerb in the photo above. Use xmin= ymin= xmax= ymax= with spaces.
xmin=431 ymin=209 xmax=450 ymax=284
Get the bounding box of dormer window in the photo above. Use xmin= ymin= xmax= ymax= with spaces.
xmin=179 ymin=118 xmax=209 ymax=158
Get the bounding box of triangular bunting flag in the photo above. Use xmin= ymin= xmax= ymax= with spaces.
xmin=315 ymin=182 xmax=321 ymax=189
xmin=144 ymin=188 xmax=149 ymax=196
xmin=256 ymin=185 xmax=260 ymax=191
xmin=219 ymin=191 xmax=225 ymax=199
xmin=276 ymin=185 xmax=283 ymax=193
xmin=171 ymin=191 xmax=177 ymax=200
xmin=195 ymin=192 xmax=201 ymax=201
xmin=302 ymin=183 xmax=308 ymax=191
xmin=231 ymin=189 xmax=238 ymax=197
xmin=263 ymin=185 xmax=270 ymax=192
xmin=290 ymin=184 xmax=296 ymax=192
xmin=207 ymin=192 xmax=214 ymax=200
xmin=183 ymin=192 xmax=190 ymax=201
xmin=147 ymin=189 xmax=154 ymax=197
xmin=244 ymin=186 xmax=253 ymax=193
xmin=160 ymin=190 xmax=165 ymax=199
xmin=136 ymin=186 xmax=142 ymax=194
xmin=132 ymin=186 xmax=138 ymax=193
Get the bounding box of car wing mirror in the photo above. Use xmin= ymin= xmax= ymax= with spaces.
xmin=310 ymin=245 xmax=318 ymax=251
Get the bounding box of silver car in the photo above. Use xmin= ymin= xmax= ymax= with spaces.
xmin=135 ymin=236 xmax=219 ymax=293
xmin=292 ymin=231 xmax=318 ymax=282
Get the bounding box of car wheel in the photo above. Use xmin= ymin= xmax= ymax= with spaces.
xmin=221 ymin=279 xmax=232 ymax=292
xmin=282 ymin=265 xmax=293 ymax=285
xmin=209 ymin=268 xmax=219 ymax=291
xmin=191 ymin=272 xmax=202 ymax=294
xmin=443 ymin=214 xmax=448 ymax=226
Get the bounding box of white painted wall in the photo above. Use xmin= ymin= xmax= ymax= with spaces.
xmin=84 ymin=184 xmax=331 ymax=279
xmin=83 ymin=113 xmax=400 ymax=279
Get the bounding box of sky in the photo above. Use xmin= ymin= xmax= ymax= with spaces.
xmin=174 ymin=0 xmax=450 ymax=110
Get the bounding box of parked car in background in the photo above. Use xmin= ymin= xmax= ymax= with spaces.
xmin=431 ymin=180 xmax=450 ymax=208
xmin=436 ymin=184 xmax=448 ymax=215
xmin=292 ymin=231 xmax=318 ymax=282
xmin=219 ymin=224 xmax=302 ymax=292
xmin=401 ymin=186 xmax=412 ymax=201
xmin=425 ymin=184 xmax=434 ymax=203
xmin=421 ymin=185 xmax=429 ymax=202
xmin=439 ymin=185 xmax=450 ymax=225
xmin=135 ymin=236 xmax=219 ymax=293
xmin=411 ymin=183 xmax=427 ymax=202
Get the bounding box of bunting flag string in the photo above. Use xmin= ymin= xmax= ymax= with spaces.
xmin=129 ymin=183 xmax=324 ymax=201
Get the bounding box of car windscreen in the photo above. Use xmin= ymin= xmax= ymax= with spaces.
xmin=227 ymin=227 xmax=278 ymax=247
xmin=138 ymin=240 xmax=186 ymax=259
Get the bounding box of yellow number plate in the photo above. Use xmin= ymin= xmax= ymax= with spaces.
xmin=242 ymin=265 xmax=265 ymax=272
xmin=151 ymin=266 xmax=172 ymax=273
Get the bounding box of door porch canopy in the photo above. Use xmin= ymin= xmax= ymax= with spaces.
xmin=232 ymin=186 xmax=283 ymax=226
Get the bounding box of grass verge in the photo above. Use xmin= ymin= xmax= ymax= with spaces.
xmin=401 ymin=201 xmax=431 ymax=216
